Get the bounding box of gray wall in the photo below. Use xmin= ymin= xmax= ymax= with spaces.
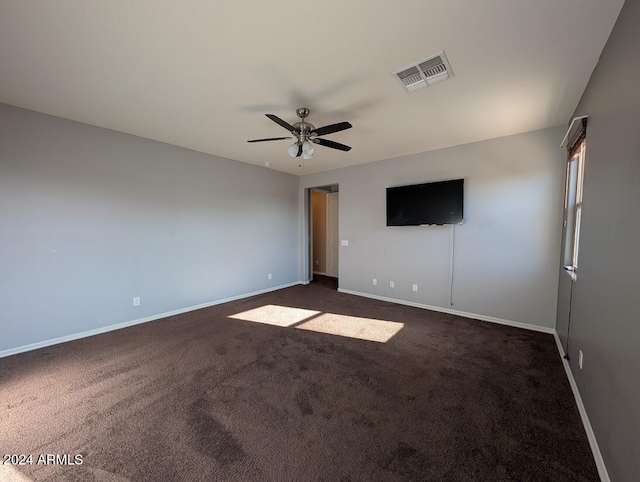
xmin=0 ymin=104 xmax=300 ymax=353
xmin=300 ymin=127 xmax=566 ymax=328
xmin=562 ymin=0 xmax=640 ymax=478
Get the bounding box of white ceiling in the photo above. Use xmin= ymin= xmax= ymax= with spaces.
xmin=0 ymin=1 xmax=624 ymax=175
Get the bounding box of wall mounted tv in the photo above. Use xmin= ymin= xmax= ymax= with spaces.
xmin=386 ymin=179 xmax=464 ymax=226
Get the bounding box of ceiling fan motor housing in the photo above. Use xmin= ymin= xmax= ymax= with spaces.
xmin=293 ymin=108 xmax=315 ymax=141
xmin=293 ymin=122 xmax=315 ymax=139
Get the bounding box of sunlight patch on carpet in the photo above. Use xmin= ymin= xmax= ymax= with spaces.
xmin=228 ymin=305 xmax=320 ymax=327
xmin=229 ymin=305 xmax=404 ymax=342
xmin=296 ymin=313 xmax=404 ymax=343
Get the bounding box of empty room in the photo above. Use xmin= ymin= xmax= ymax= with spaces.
xmin=1 ymin=1 xmax=638 ymax=481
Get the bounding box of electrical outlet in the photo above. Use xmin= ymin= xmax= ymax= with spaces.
xmin=268 ymin=273 xmax=273 ymax=280
xmin=579 ymin=350 xmax=584 ymax=369
xmin=389 ymin=281 xmax=395 ymax=288
xmin=412 ymin=284 xmax=418 ymax=292
xmin=133 ymin=297 xmax=140 ymax=307
xmin=372 ymin=278 xmax=377 ymax=286
xmin=315 ymin=260 xmax=319 ymax=266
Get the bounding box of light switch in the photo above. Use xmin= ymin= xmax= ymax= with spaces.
xmin=341 ymin=240 xmax=349 ymax=247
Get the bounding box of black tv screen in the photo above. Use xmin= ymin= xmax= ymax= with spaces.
xmin=386 ymin=179 xmax=464 ymax=226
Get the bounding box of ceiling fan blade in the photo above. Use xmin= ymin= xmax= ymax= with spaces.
xmin=311 ymin=121 xmax=352 ymax=137
xmin=313 ymin=138 xmax=352 ymax=152
xmin=297 ymin=144 xmax=303 ymax=157
xmin=265 ymin=114 xmax=298 ymax=132
xmin=247 ymin=137 xmax=292 ymax=143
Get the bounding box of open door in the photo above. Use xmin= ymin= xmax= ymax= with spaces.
xmin=326 ymin=192 xmax=339 ymax=278
xmin=308 ymin=188 xmax=314 ymax=283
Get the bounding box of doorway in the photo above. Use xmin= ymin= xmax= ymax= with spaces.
xmin=308 ymin=184 xmax=339 ymax=289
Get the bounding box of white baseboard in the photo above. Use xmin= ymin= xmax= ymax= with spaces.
xmin=337 ymin=288 xmax=555 ymax=334
xmin=552 ymin=332 xmax=610 ymax=482
xmin=313 ymin=271 xmax=327 ymax=276
xmin=0 ymin=282 xmax=301 ymax=359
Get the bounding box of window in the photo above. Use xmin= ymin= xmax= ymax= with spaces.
xmin=563 ymin=139 xmax=586 ymax=272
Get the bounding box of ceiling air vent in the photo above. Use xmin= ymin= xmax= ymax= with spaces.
xmin=392 ymin=51 xmax=453 ymax=92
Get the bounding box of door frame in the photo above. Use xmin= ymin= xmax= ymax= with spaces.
xmin=304 ymin=184 xmax=339 ymax=284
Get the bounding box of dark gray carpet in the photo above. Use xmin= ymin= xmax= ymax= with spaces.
xmin=0 ymin=283 xmax=598 ymax=481
xmin=311 ymin=274 xmax=338 ymax=290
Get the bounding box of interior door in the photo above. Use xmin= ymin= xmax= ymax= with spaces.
xmin=326 ymin=192 xmax=339 ymax=278
xmin=308 ymin=188 xmax=314 ymax=282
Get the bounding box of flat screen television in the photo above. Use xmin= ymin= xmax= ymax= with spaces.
xmin=386 ymin=179 xmax=464 ymax=226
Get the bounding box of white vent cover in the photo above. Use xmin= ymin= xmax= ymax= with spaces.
xmin=392 ymin=51 xmax=453 ymax=92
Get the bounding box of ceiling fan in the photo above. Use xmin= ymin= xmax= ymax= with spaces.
xmin=247 ymin=108 xmax=352 ymax=160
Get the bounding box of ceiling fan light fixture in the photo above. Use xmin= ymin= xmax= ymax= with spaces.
xmin=302 ymin=140 xmax=314 ymax=158
xmin=287 ymin=142 xmax=300 ymax=158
